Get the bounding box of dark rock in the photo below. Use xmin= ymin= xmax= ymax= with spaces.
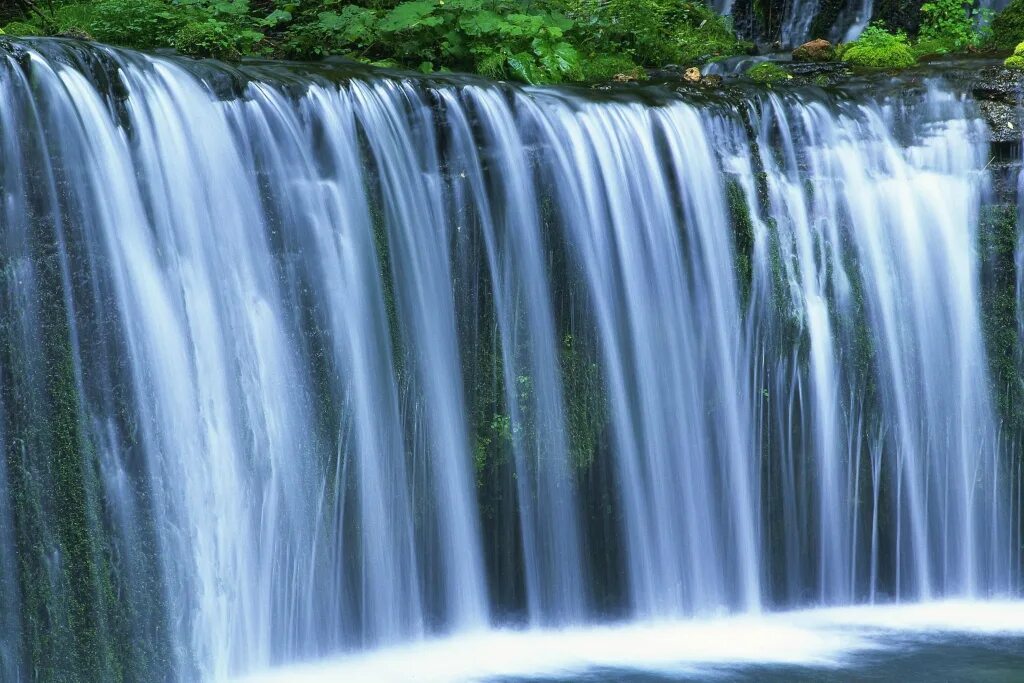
xmin=971 ymin=66 xmax=1024 ymax=144
xmin=56 ymin=29 xmax=93 ymax=41
xmin=784 ymin=60 xmax=853 ymax=87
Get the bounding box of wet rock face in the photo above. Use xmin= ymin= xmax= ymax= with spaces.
xmin=972 ymin=66 xmax=1024 ymax=144
xmin=793 ymin=39 xmax=836 ymax=63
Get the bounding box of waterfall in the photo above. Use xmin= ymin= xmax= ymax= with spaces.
xmin=0 ymin=39 xmax=1020 ymax=681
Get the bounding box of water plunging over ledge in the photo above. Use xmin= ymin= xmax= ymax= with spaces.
xmin=0 ymin=38 xmax=1021 ymax=681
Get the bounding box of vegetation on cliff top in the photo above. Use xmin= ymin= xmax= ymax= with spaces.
xmin=5 ymin=0 xmax=1022 ymax=82
xmin=0 ymin=0 xmax=750 ymax=83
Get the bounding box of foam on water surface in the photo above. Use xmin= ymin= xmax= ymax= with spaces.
xmin=237 ymin=601 xmax=1024 ymax=683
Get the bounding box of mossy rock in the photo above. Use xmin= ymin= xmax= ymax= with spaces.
xmin=841 ymin=25 xmax=916 ymax=69
xmin=747 ymin=62 xmax=791 ymax=83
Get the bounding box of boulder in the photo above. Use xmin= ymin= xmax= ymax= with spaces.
xmin=683 ymin=67 xmax=701 ymax=83
xmin=793 ymin=39 xmax=835 ymax=63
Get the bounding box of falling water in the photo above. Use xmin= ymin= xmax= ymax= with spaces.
xmin=0 ymin=38 xmax=1020 ymax=681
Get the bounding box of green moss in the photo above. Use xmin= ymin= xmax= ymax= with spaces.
xmin=912 ymin=37 xmax=951 ymax=58
xmin=978 ymin=205 xmax=1023 ymax=430
xmin=726 ymin=179 xmax=754 ymax=306
xmin=747 ymin=62 xmax=791 ymax=83
xmin=560 ymin=333 xmax=605 ymax=470
xmin=991 ymin=0 xmax=1024 ymax=50
xmin=1005 ymin=41 xmax=1024 ymax=67
xmin=579 ymin=54 xmax=646 ymax=82
xmin=841 ymin=23 xmax=916 ymax=69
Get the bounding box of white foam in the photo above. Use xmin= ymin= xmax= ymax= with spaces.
xmin=235 ymin=601 xmax=1024 ymax=683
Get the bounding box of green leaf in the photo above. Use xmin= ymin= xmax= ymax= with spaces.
xmin=459 ymin=10 xmax=504 ymax=36
xmin=261 ymin=9 xmax=292 ymax=27
xmin=378 ymin=1 xmax=441 ymax=32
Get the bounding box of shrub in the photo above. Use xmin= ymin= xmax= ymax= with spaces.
xmin=919 ymin=0 xmax=991 ymax=51
xmin=841 ymin=23 xmax=916 ymax=68
xmin=747 ymin=62 xmax=790 ymax=83
xmin=2 ymin=0 xmax=752 ymax=82
xmin=283 ymin=0 xmax=584 ymax=83
xmin=991 ymin=0 xmax=1024 ymax=49
xmin=568 ymin=0 xmax=750 ymax=66
xmin=89 ymin=0 xmax=187 ymax=49
xmin=2 ymin=21 xmax=44 ymax=36
xmin=173 ymin=20 xmax=240 ymax=59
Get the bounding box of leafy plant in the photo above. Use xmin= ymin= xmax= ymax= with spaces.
xmin=568 ymin=0 xmax=749 ymax=67
xmin=88 ymin=0 xmax=187 ymax=49
xmin=841 ymin=23 xmax=916 ymax=69
xmin=919 ymin=0 xmax=991 ymax=51
xmin=1 ymin=0 xmax=752 ymax=82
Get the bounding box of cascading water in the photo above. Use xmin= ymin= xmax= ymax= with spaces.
xmin=0 ymin=38 xmax=1021 ymax=682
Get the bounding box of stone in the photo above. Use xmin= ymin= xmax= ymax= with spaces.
xmin=683 ymin=67 xmax=701 ymax=83
xmin=793 ymin=39 xmax=835 ymax=63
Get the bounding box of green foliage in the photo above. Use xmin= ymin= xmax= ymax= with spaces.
xmin=911 ymin=36 xmax=952 ymax=58
xmin=568 ymin=0 xmax=750 ymax=67
xmin=1005 ymin=43 xmax=1024 ymax=67
xmin=89 ymin=0 xmax=184 ymax=49
xmin=841 ymin=23 xmax=916 ymax=68
xmin=747 ymin=61 xmax=790 ymax=83
xmin=919 ymin=0 xmax=991 ymax=51
xmin=283 ymin=0 xmax=584 ymax=82
xmin=2 ymin=0 xmax=752 ymax=82
xmin=991 ymin=0 xmax=1024 ymax=50
xmin=2 ymin=21 xmax=43 ymax=36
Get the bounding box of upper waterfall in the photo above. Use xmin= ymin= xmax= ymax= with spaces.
xmin=0 ymin=38 xmax=1021 ymax=681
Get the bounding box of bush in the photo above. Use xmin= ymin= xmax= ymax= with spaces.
xmin=2 ymin=0 xmax=751 ymax=82
xmin=568 ymin=0 xmax=750 ymax=67
xmin=747 ymin=62 xmax=790 ymax=83
xmin=89 ymin=0 xmax=187 ymax=49
xmin=2 ymin=21 xmax=44 ymax=36
xmin=173 ymin=20 xmax=251 ymax=59
xmin=991 ymin=0 xmax=1024 ymax=50
xmin=841 ymin=23 xmax=917 ymax=68
xmin=283 ymin=0 xmax=584 ymax=83
xmin=919 ymin=0 xmax=991 ymax=51
xmin=1005 ymin=40 xmax=1024 ymax=67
